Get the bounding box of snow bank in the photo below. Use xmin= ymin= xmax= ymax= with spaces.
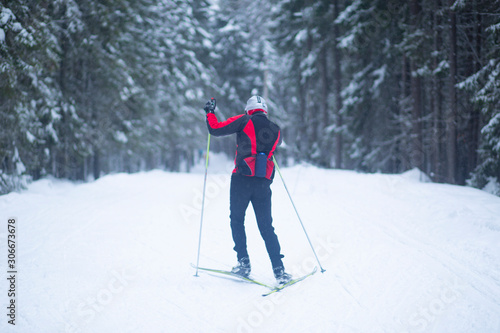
xmin=400 ymin=167 xmax=432 ymax=182
xmin=483 ymin=177 xmax=500 ymax=196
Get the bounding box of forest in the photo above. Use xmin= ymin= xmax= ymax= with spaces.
xmin=1 ymin=0 xmax=499 ymax=195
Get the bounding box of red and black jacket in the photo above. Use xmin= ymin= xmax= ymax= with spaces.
xmin=206 ymin=111 xmax=281 ymax=180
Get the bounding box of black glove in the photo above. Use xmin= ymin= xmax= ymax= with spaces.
xmin=204 ymin=98 xmax=216 ymax=114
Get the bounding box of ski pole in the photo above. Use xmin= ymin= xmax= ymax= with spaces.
xmin=195 ymin=133 xmax=211 ymax=277
xmin=273 ymin=155 xmax=326 ymax=273
xmin=195 ymin=98 xmax=216 ymax=276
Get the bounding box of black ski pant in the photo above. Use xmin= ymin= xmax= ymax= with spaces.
xmin=229 ymin=174 xmax=284 ymax=270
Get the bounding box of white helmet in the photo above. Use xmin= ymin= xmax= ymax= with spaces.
xmin=245 ymin=95 xmax=268 ymax=114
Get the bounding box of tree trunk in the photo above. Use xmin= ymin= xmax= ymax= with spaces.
xmin=298 ymin=72 xmax=308 ymax=158
xmin=297 ymin=32 xmax=313 ymax=160
xmin=93 ymin=149 xmax=100 ymax=180
xmin=432 ymin=0 xmax=444 ymax=181
xmin=58 ymin=3 xmax=69 ymax=179
xmin=305 ymin=32 xmax=317 ymax=156
xmin=333 ymin=0 xmax=343 ymax=169
xmin=263 ymin=56 xmax=269 ymax=101
xmin=400 ymin=54 xmax=409 ymax=172
xmin=410 ymin=0 xmax=423 ymax=170
xmin=319 ymin=45 xmax=330 ymax=167
xmin=467 ymin=0 xmax=482 ymax=178
xmin=447 ymin=0 xmax=458 ymax=184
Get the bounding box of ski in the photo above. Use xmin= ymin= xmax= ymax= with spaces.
xmin=192 ymin=264 xmax=274 ymax=289
xmin=262 ymin=267 xmax=318 ymax=297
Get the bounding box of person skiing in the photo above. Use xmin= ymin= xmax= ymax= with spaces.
xmin=204 ymin=95 xmax=292 ymax=284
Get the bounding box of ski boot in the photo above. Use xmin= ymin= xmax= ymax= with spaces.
xmin=231 ymin=257 xmax=251 ymax=278
xmin=273 ymin=266 xmax=292 ymax=284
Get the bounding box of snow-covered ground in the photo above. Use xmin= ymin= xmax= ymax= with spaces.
xmin=1 ymin=153 xmax=499 ymax=333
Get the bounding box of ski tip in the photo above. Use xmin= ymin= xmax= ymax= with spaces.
xmin=262 ymin=288 xmax=280 ymax=297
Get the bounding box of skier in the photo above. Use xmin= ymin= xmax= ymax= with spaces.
xmin=204 ymin=96 xmax=292 ymax=284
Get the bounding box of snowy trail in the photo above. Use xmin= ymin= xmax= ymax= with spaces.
xmin=1 ymin=155 xmax=500 ymax=332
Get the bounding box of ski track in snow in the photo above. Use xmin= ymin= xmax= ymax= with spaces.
xmin=1 ymin=155 xmax=499 ymax=333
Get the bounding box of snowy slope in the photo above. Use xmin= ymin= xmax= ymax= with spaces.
xmin=1 ymin=154 xmax=500 ymax=333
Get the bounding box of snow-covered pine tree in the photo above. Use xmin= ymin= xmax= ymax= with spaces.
xmin=0 ymin=1 xmax=61 ymax=192
xmin=464 ymin=0 xmax=500 ymax=193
